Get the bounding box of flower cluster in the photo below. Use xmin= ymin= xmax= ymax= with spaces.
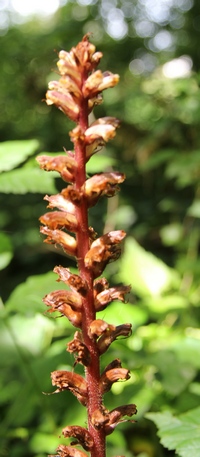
xmin=37 ymin=35 xmax=136 ymax=457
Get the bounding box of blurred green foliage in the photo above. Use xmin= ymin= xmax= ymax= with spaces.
xmin=1 ymin=1 xmax=200 ymax=456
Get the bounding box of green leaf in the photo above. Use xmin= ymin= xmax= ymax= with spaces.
xmin=187 ymin=200 xmax=200 ymax=218
xmin=5 ymin=270 xmax=71 ymax=315
xmin=0 ymin=140 xmax=39 ymax=172
xmin=146 ymin=406 xmax=200 ymax=457
xmin=117 ymin=237 xmax=180 ymax=297
xmin=98 ymin=301 xmax=148 ymax=328
xmin=0 ymin=168 xmax=57 ymax=194
xmin=0 ymin=232 xmax=13 ymax=269
xmin=86 ymin=153 xmax=116 ymax=173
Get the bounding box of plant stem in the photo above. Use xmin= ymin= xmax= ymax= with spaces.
xmin=74 ymin=84 xmax=106 ymax=457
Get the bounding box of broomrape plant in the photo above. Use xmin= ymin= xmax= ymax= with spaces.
xmin=37 ymin=35 xmax=137 ymax=457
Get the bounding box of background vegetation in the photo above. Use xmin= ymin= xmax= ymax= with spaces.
xmin=1 ymin=1 xmax=200 ymax=456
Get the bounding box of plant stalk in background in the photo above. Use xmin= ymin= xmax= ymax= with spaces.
xmin=37 ymin=35 xmax=136 ymax=457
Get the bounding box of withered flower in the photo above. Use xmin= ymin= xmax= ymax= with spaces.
xmin=67 ymin=331 xmax=91 ymax=366
xmin=62 ymin=425 xmax=93 ymax=451
xmin=36 ymin=154 xmax=77 ymax=183
xmin=104 ymin=404 xmax=137 ymax=435
xmin=84 ymin=230 xmax=126 ymax=277
xmin=54 ymin=266 xmax=88 ymax=296
xmin=83 ymin=172 xmax=125 ymax=207
xmin=56 ymin=444 xmax=88 ymax=457
xmin=97 ymin=323 xmax=132 ymax=354
xmin=100 ymin=360 xmax=130 ymax=393
xmin=51 ymin=371 xmax=87 ymax=405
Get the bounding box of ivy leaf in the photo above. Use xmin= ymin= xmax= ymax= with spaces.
xmin=0 ymin=140 xmax=39 ymax=172
xmin=146 ymin=407 xmax=200 ymax=457
xmin=0 ymin=168 xmax=57 ymax=194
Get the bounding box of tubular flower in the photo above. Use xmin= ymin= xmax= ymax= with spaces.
xmin=37 ymin=35 xmax=136 ymax=457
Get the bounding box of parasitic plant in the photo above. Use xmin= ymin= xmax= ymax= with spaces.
xmin=37 ymin=35 xmax=137 ymax=457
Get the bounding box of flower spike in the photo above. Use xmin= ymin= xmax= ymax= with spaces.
xmin=38 ymin=35 xmax=136 ymax=457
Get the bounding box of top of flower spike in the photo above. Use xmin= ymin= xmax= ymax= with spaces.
xmin=58 ymin=34 xmax=103 ymax=73
xmin=46 ymin=35 xmax=119 ymax=123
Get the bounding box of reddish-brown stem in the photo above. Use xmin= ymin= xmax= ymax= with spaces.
xmin=74 ymin=77 xmax=106 ymax=457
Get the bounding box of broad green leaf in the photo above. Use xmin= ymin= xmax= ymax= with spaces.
xmin=146 ymin=406 xmax=200 ymax=457
xmin=5 ymin=269 xmax=78 ymax=316
xmin=5 ymin=270 xmax=73 ymax=315
xmin=187 ymin=200 xmax=200 ymax=218
xmin=0 ymin=140 xmax=39 ymax=172
xmin=98 ymin=301 xmax=147 ymax=328
xmin=146 ymin=294 xmax=187 ymax=313
xmin=0 ymin=232 xmax=13 ymax=269
xmin=0 ymin=313 xmax=55 ymax=355
xmin=86 ymin=154 xmax=116 ymax=173
xmin=150 ymin=350 xmax=195 ymax=395
xmin=118 ymin=237 xmax=180 ymax=297
xmin=0 ymin=168 xmax=57 ymax=194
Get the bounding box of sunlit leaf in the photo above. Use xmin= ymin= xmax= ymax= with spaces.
xmin=147 ymin=406 xmax=200 ymax=457
xmin=0 ymin=168 xmax=57 ymax=194
xmin=117 ymin=237 xmax=180 ymax=297
xmin=0 ymin=140 xmax=39 ymax=171
xmin=86 ymin=153 xmax=116 ymax=173
xmin=5 ymin=270 xmax=74 ymax=315
xmin=0 ymin=232 xmax=13 ymax=269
